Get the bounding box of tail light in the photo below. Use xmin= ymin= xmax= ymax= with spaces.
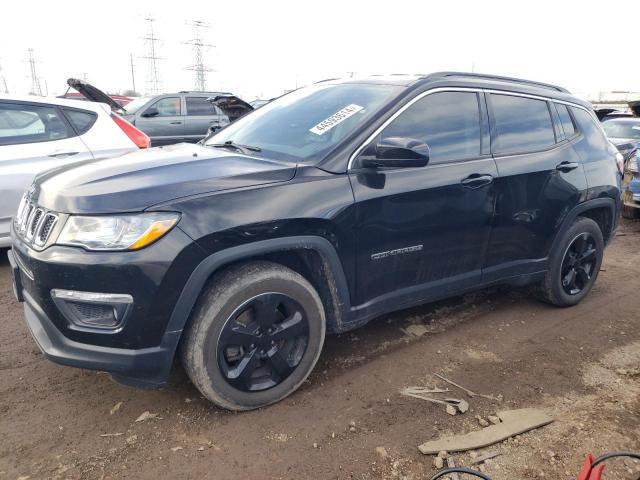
xmin=111 ymin=114 xmax=150 ymax=149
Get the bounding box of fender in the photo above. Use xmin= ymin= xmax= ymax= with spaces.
xmin=160 ymin=235 xmax=353 ymax=354
xmin=549 ymin=197 xmax=617 ymax=254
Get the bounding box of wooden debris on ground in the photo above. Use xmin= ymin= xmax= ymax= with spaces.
xmin=418 ymin=408 xmax=553 ymax=454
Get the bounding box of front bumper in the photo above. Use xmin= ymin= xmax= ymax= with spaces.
xmin=9 ymin=224 xmax=207 ymax=388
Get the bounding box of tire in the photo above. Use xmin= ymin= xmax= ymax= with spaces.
xmin=181 ymin=261 xmax=326 ymax=411
xmin=539 ymin=216 xmax=604 ymax=307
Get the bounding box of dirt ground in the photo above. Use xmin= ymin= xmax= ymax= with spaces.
xmin=1 ymin=221 xmax=639 ymax=480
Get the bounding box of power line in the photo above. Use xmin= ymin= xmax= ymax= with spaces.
xmin=27 ymin=48 xmax=42 ymax=96
xmin=129 ymin=53 xmax=137 ymax=94
xmin=141 ymin=16 xmax=162 ymax=94
xmin=184 ymin=20 xmax=214 ymax=91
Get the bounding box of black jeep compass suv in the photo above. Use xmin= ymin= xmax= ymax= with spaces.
xmin=9 ymin=72 xmax=621 ymax=410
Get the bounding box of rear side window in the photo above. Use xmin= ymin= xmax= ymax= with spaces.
xmin=555 ymin=104 xmax=577 ymax=138
xmin=490 ymin=94 xmax=555 ymax=155
xmin=186 ymin=97 xmax=219 ymax=116
xmin=379 ymin=91 xmax=482 ymax=164
xmin=64 ymin=109 xmax=97 ymax=135
xmin=0 ymin=103 xmax=70 ymax=146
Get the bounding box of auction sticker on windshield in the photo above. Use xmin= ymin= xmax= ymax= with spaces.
xmin=309 ymin=104 xmax=364 ymax=135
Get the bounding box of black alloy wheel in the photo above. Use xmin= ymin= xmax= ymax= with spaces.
xmin=217 ymin=293 xmax=310 ymax=392
xmin=560 ymin=232 xmax=597 ymax=296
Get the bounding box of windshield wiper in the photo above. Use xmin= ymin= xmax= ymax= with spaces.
xmin=210 ymin=140 xmax=261 ymax=153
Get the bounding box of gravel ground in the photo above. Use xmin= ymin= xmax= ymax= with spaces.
xmin=1 ymin=220 xmax=639 ymax=480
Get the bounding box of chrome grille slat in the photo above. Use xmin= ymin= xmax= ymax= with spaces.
xmin=14 ymin=193 xmax=58 ymax=248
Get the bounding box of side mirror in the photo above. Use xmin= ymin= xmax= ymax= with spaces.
xmin=142 ymin=107 xmax=159 ymax=118
xmin=360 ymin=137 xmax=430 ymax=169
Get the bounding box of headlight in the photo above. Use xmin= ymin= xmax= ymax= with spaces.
xmin=628 ymin=149 xmax=639 ymax=174
xmin=57 ymin=213 xmax=179 ymax=251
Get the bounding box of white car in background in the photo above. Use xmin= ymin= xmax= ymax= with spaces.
xmin=0 ymin=94 xmax=150 ymax=247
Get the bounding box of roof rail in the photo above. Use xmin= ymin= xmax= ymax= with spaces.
xmin=430 ymin=71 xmax=570 ymax=93
xmin=178 ymin=90 xmax=233 ymax=94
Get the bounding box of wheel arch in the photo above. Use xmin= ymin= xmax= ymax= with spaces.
xmin=163 ymin=236 xmax=352 ymax=352
xmin=549 ymin=197 xmax=617 ymax=255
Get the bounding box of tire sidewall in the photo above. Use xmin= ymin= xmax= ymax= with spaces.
xmin=548 ymin=218 xmax=604 ymax=306
xmin=185 ymin=263 xmax=325 ymax=410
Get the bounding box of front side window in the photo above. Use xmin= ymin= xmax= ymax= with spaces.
xmin=186 ymin=97 xmax=217 ymax=116
xmin=0 ymin=103 xmax=69 ymax=146
xmin=490 ymin=94 xmax=556 ymax=155
xmin=378 ymin=91 xmax=482 ymax=164
xmin=148 ymin=97 xmax=181 ymax=117
xmin=205 ymin=83 xmax=403 ymax=162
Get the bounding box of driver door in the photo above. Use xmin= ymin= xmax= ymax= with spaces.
xmin=349 ymin=90 xmax=498 ymax=308
xmin=135 ymin=96 xmax=184 ymax=146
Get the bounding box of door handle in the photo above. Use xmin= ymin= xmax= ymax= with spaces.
xmin=556 ymin=161 xmax=579 ymax=172
xmin=48 ymin=151 xmax=79 ymax=158
xmin=169 ymin=121 xmax=183 ymax=125
xmin=461 ymin=173 xmax=494 ymax=189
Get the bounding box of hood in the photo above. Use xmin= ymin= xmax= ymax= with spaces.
xmin=33 ymin=143 xmax=296 ymax=214
xmin=66 ymin=78 xmax=125 ymax=112
xmin=207 ymin=94 xmax=254 ymax=121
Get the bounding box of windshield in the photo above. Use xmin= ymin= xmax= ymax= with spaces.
xmin=123 ymin=96 xmax=155 ymax=114
xmin=602 ymin=120 xmax=640 ymax=140
xmin=204 ymin=83 xmax=403 ymax=162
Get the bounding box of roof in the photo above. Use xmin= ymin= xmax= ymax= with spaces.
xmin=320 ymin=71 xmax=590 ymax=109
xmin=602 ymin=116 xmax=640 ymax=123
xmin=0 ymin=93 xmax=111 ymax=111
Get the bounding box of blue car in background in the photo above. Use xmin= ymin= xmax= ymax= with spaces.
xmin=602 ymin=117 xmax=640 ymax=218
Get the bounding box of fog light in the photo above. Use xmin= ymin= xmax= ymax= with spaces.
xmin=51 ymin=289 xmax=133 ymax=330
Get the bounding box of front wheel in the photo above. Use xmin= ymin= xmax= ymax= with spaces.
xmin=539 ymin=217 xmax=604 ymax=307
xmin=181 ymin=261 xmax=326 ymax=411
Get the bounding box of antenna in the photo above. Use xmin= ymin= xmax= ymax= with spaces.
xmin=27 ymin=48 xmax=43 ymax=96
xmin=184 ymin=20 xmax=214 ymax=91
xmin=0 ymin=59 xmax=8 ymax=94
xmin=141 ymin=16 xmax=162 ymax=94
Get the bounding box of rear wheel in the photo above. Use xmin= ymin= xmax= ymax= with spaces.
xmin=539 ymin=217 xmax=604 ymax=307
xmin=181 ymin=261 xmax=326 ymax=410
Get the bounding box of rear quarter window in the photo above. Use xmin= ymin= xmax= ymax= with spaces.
xmin=555 ymin=104 xmax=577 ymax=138
xmin=63 ymin=109 xmax=97 ymax=135
xmin=490 ymin=94 xmax=556 ymax=155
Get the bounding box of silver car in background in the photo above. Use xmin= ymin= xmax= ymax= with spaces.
xmin=0 ymin=94 xmax=147 ymax=247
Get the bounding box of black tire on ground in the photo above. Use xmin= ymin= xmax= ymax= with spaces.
xmin=180 ymin=261 xmax=326 ymax=411
xmin=539 ymin=216 xmax=604 ymax=307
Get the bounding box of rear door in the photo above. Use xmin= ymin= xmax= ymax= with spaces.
xmin=483 ymin=93 xmax=588 ymax=282
xmin=184 ymin=96 xmax=224 ymax=142
xmin=134 ymin=96 xmax=184 ymax=146
xmin=0 ymin=101 xmax=93 ymax=244
xmin=350 ymin=90 xmax=498 ymax=308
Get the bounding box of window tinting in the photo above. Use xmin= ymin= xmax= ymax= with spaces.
xmin=379 ymin=91 xmax=481 ymax=164
xmin=186 ymin=97 xmax=217 ymax=116
xmin=0 ymin=103 xmax=69 ymax=146
xmin=148 ymin=97 xmax=181 ymax=116
xmin=490 ymin=94 xmax=555 ymax=154
xmin=64 ymin=109 xmax=96 ymax=134
xmin=555 ymin=104 xmax=576 ymax=138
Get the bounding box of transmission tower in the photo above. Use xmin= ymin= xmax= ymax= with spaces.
xmin=0 ymin=59 xmax=8 ymax=94
xmin=27 ymin=48 xmax=43 ymax=96
xmin=141 ymin=16 xmax=162 ymax=94
xmin=184 ymin=20 xmax=214 ymax=91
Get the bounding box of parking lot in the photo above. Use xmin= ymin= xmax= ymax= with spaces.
xmin=0 ymin=218 xmax=638 ymax=480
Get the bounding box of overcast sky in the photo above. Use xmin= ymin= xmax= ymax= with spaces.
xmin=1 ymin=0 xmax=638 ymax=101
